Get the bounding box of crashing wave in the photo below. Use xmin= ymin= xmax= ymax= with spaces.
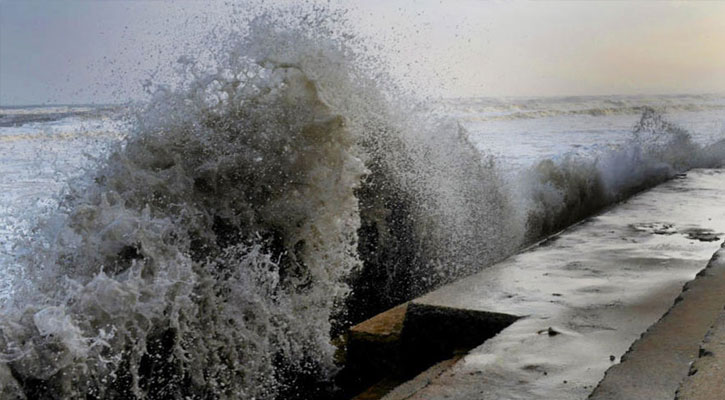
xmin=520 ymin=107 xmax=725 ymax=239
xmin=0 ymin=8 xmax=519 ymax=399
xmin=1 ymin=4 xmax=724 ymax=399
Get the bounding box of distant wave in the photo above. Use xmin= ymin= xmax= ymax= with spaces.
xmin=0 ymin=106 xmax=119 ymax=128
xmin=441 ymin=94 xmax=725 ymax=122
xmin=454 ymin=104 xmax=725 ymax=122
xmin=0 ymin=129 xmax=122 ymax=143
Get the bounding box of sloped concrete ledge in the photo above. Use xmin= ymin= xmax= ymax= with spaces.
xmin=400 ymin=303 xmax=520 ymax=374
xmin=675 ymin=243 xmax=725 ymax=400
xmin=342 ymin=302 xmax=519 ymax=399
xmin=589 ymin=246 xmax=725 ymax=400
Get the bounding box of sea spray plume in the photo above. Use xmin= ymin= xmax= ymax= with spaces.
xmin=599 ymin=106 xmax=725 ymax=192
xmin=0 ymin=6 xmax=522 ymax=399
xmin=1 ymin=38 xmax=366 ymax=400
xmin=345 ymin=118 xmax=521 ymax=328
xmin=631 ymin=106 xmax=700 ymax=170
xmin=228 ymin=7 xmax=523 ymax=333
xmin=521 ymin=108 xmax=725 ymax=241
xmin=518 ymin=155 xmax=607 ymax=238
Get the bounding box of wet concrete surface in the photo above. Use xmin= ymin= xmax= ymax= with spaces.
xmin=381 ymin=169 xmax=725 ymax=400
xmin=589 ymin=246 xmax=725 ymax=400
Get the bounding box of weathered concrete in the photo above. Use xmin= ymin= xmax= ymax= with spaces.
xmin=373 ymin=169 xmax=725 ymax=400
xmin=589 ymin=247 xmax=725 ymax=400
xmin=350 ymin=303 xmax=409 ymax=344
xmin=675 ymin=247 xmax=725 ymax=400
xmin=344 ymin=303 xmax=518 ymax=399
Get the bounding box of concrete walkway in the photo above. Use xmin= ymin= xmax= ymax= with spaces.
xmin=589 ymin=245 xmax=725 ymax=400
xmin=372 ymin=169 xmax=725 ymax=400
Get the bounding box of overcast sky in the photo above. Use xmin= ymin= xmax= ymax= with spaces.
xmin=1 ymin=0 xmax=725 ymax=105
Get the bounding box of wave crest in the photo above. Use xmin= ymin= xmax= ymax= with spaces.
xmin=521 ymin=107 xmax=725 ymax=239
xmin=0 ymin=8 xmax=520 ymax=398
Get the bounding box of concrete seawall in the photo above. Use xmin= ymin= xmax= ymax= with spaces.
xmin=345 ymin=169 xmax=725 ymax=400
xmin=589 ymin=245 xmax=725 ymax=400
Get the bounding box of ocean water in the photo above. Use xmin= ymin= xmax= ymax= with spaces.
xmin=0 ymin=107 xmax=124 ymax=301
xmin=5 ymin=97 xmax=720 ymax=284
xmin=1 ymin=7 xmax=724 ymax=400
xmin=442 ymin=95 xmax=725 ymax=171
xmin=3 ymin=96 xmax=724 ymax=286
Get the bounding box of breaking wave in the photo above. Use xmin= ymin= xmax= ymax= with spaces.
xmin=460 ymin=104 xmax=725 ymax=122
xmin=0 ymin=7 xmax=519 ymax=399
xmin=520 ymin=107 xmax=725 ymax=239
xmin=1 ymin=6 xmax=724 ymax=400
xmin=443 ymin=95 xmax=725 ymax=122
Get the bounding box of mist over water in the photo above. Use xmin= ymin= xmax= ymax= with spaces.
xmin=1 ymin=4 xmax=725 ymax=399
